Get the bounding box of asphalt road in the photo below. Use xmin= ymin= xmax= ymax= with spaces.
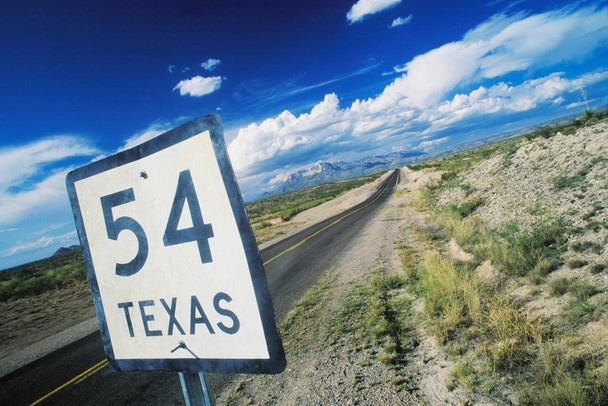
xmin=0 ymin=169 xmax=399 ymax=406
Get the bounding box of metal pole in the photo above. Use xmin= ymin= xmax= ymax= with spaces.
xmin=179 ymin=372 xmax=215 ymax=406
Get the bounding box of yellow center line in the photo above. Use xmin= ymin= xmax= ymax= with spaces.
xmin=262 ymin=171 xmax=396 ymax=266
xmin=30 ymin=359 xmax=108 ymax=405
xmin=30 ymin=171 xmax=397 ymax=405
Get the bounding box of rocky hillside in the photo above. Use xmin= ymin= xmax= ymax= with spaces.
xmin=220 ymin=116 xmax=608 ymax=405
xmin=414 ymin=117 xmax=608 ymax=404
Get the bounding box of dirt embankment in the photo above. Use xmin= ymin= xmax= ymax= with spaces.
xmin=218 ymin=121 xmax=608 ymax=405
xmin=0 ymin=280 xmax=97 ymax=376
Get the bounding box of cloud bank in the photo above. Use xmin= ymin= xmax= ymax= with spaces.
xmin=118 ymin=121 xmax=177 ymax=152
xmin=3 ymin=231 xmax=76 ymax=257
xmin=0 ymin=136 xmax=98 ymax=226
xmin=229 ymin=4 xmax=608 ymax=184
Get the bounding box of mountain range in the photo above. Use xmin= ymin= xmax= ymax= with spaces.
xmin=256 ymin=118 xmax=565 ymax=199
xmin=263 ymin=151 xmax=425 ymax=196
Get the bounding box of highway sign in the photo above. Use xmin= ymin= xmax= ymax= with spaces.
xmin=66 ymin=114 xmax=285 ymax=374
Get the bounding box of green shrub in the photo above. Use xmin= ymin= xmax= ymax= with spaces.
xmin=0 ymin=252 xmax=86 ymax=302
xmin=529 ymin=259 xmax=559 ymax=284
xmin=549 ymin=277 xmax=572 ymax=296
xmin=441 ymin=171 xmax=458 ymax=181
xmin=449 ymin=363 xmax=476 ymax=391
xmin=532 ymin=376 xmax=592 ymax=406
xmin=245 ymin=172 xmax=385 ymax=222
xmin=552 ymin=174 xmax=585 ymax=191
xmin=446 ymin=196 xmax=484 ymax=218
xmin=567 ymin=258 xmax=588 ymax=269
xmin=483 ymin=220 xmax=567 ymax=277
xmin=253 ymin=220 xmax=272 ymax=230
xmin=568 ymin=280 xmax=598 ymax=301
xmin=571 ymin=240 xmax=603 ymax=254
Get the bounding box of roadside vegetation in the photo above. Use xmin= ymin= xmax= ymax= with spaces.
xmin=245 ymin=172 xmax=385 ymax=242
xmin=221 ymin=267 xmax=421 ymax=404
xmin=4 ymin=111 xmax=608 ymax=404
xmin=330 ymin=271 xmax=417 ymax=374
xmin=0 ymin=251 xmax=86 ymax=302
xmin=246 ymin=173 xmax=386 ymax=223
xmin=216 ymin=110 xmax=608 ymax=404
xmin=410 ymin=109 xmax=608 ymax=174
xmin=402 ymin=111 xmax=608 ymax=405
xmin=0 ymin=173 xmax=385 ymax=303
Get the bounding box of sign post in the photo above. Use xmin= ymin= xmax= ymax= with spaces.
xmin=179 ymin=372 xmax=214 ymax=406
xmin=66 ymin=114 xmax=285 ymax=403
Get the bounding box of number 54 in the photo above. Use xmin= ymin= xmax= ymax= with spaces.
xmin=100 ymin=170 xmax=214 ymax=276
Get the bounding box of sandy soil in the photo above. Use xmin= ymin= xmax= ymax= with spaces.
xmin=0 ymin=280 xmax=97 ymax=376
xmin=436 ymin=121 xmax=608 ymax=325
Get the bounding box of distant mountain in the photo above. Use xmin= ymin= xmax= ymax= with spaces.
xmin=52 ymin=245 xmax=81 ymax=257
xmin=265 ymin=150 xmax=425 ymax=195
xmin=260 ymin=125 xmax=539 ymax=198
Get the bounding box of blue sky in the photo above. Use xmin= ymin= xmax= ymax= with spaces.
xmin=1 ymin=0 xmax=607 ymax=269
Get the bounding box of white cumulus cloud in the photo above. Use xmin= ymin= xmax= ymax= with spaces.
xmin=173 ymin=76 xmax=222 ymax=97
xmin=228 ymin=3 xmax=608 ymax=187
xmin=388 ymin=5 xmax=608 ymax=106
xmin=0 ymin=135 xmax=100 ymax=266
xmin=347 ymin=0 xmax=402 ymax=24
xmin=389 ymin=15 xmax=412 ymax=28
xmin=0 ymin=168 xmax=74 ymax=226
xmin=201 ymin=58 xmax=221 ymax=71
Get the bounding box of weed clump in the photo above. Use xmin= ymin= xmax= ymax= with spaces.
xmin=571 ymin=240 xmax=604 ymax=254
xmin=567 ymin=258 xmax=588 ymax=269
xmin=332 ymin=270 xmax=416 ymax=368
xmin=529 ymin=259 xmax=558 ymax=285
xmin=549 ymin=277 xmax=572 ymax=296
xmin=590 ymin=263 xmax=606 ymax=274
xmin=551 ymin=173 xmax=585 ymax=191
xmin=448 ymin=363 xmax=476 ymax=391
xmin=463 ymin=219 xmax=567 ymax=277
xmin=282 ymin=271 xmax=336 ymax=334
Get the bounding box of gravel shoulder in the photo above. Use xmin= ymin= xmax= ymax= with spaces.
xmin=0 ymin=280 xmax=96 ymax=377
xmin=217 ymin=168 xmax=492 ymax=405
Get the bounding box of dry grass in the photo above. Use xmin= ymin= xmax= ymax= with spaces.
xmin=331 ymin=270 xmax=416 ymax=368
xmin=400 ymin=135 xmax=608 ymax=403
xmin=417 ymin=252 xmax=483 ymax=335
xmin=405 ymin=212 xmax=607 ymax=403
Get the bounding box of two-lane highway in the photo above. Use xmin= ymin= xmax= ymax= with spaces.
xmin=0 ymin=169 xmax=399 ymax=405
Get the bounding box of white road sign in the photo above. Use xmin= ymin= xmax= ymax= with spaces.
xmin=66 ymin=115 xmax=285 ymax=373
